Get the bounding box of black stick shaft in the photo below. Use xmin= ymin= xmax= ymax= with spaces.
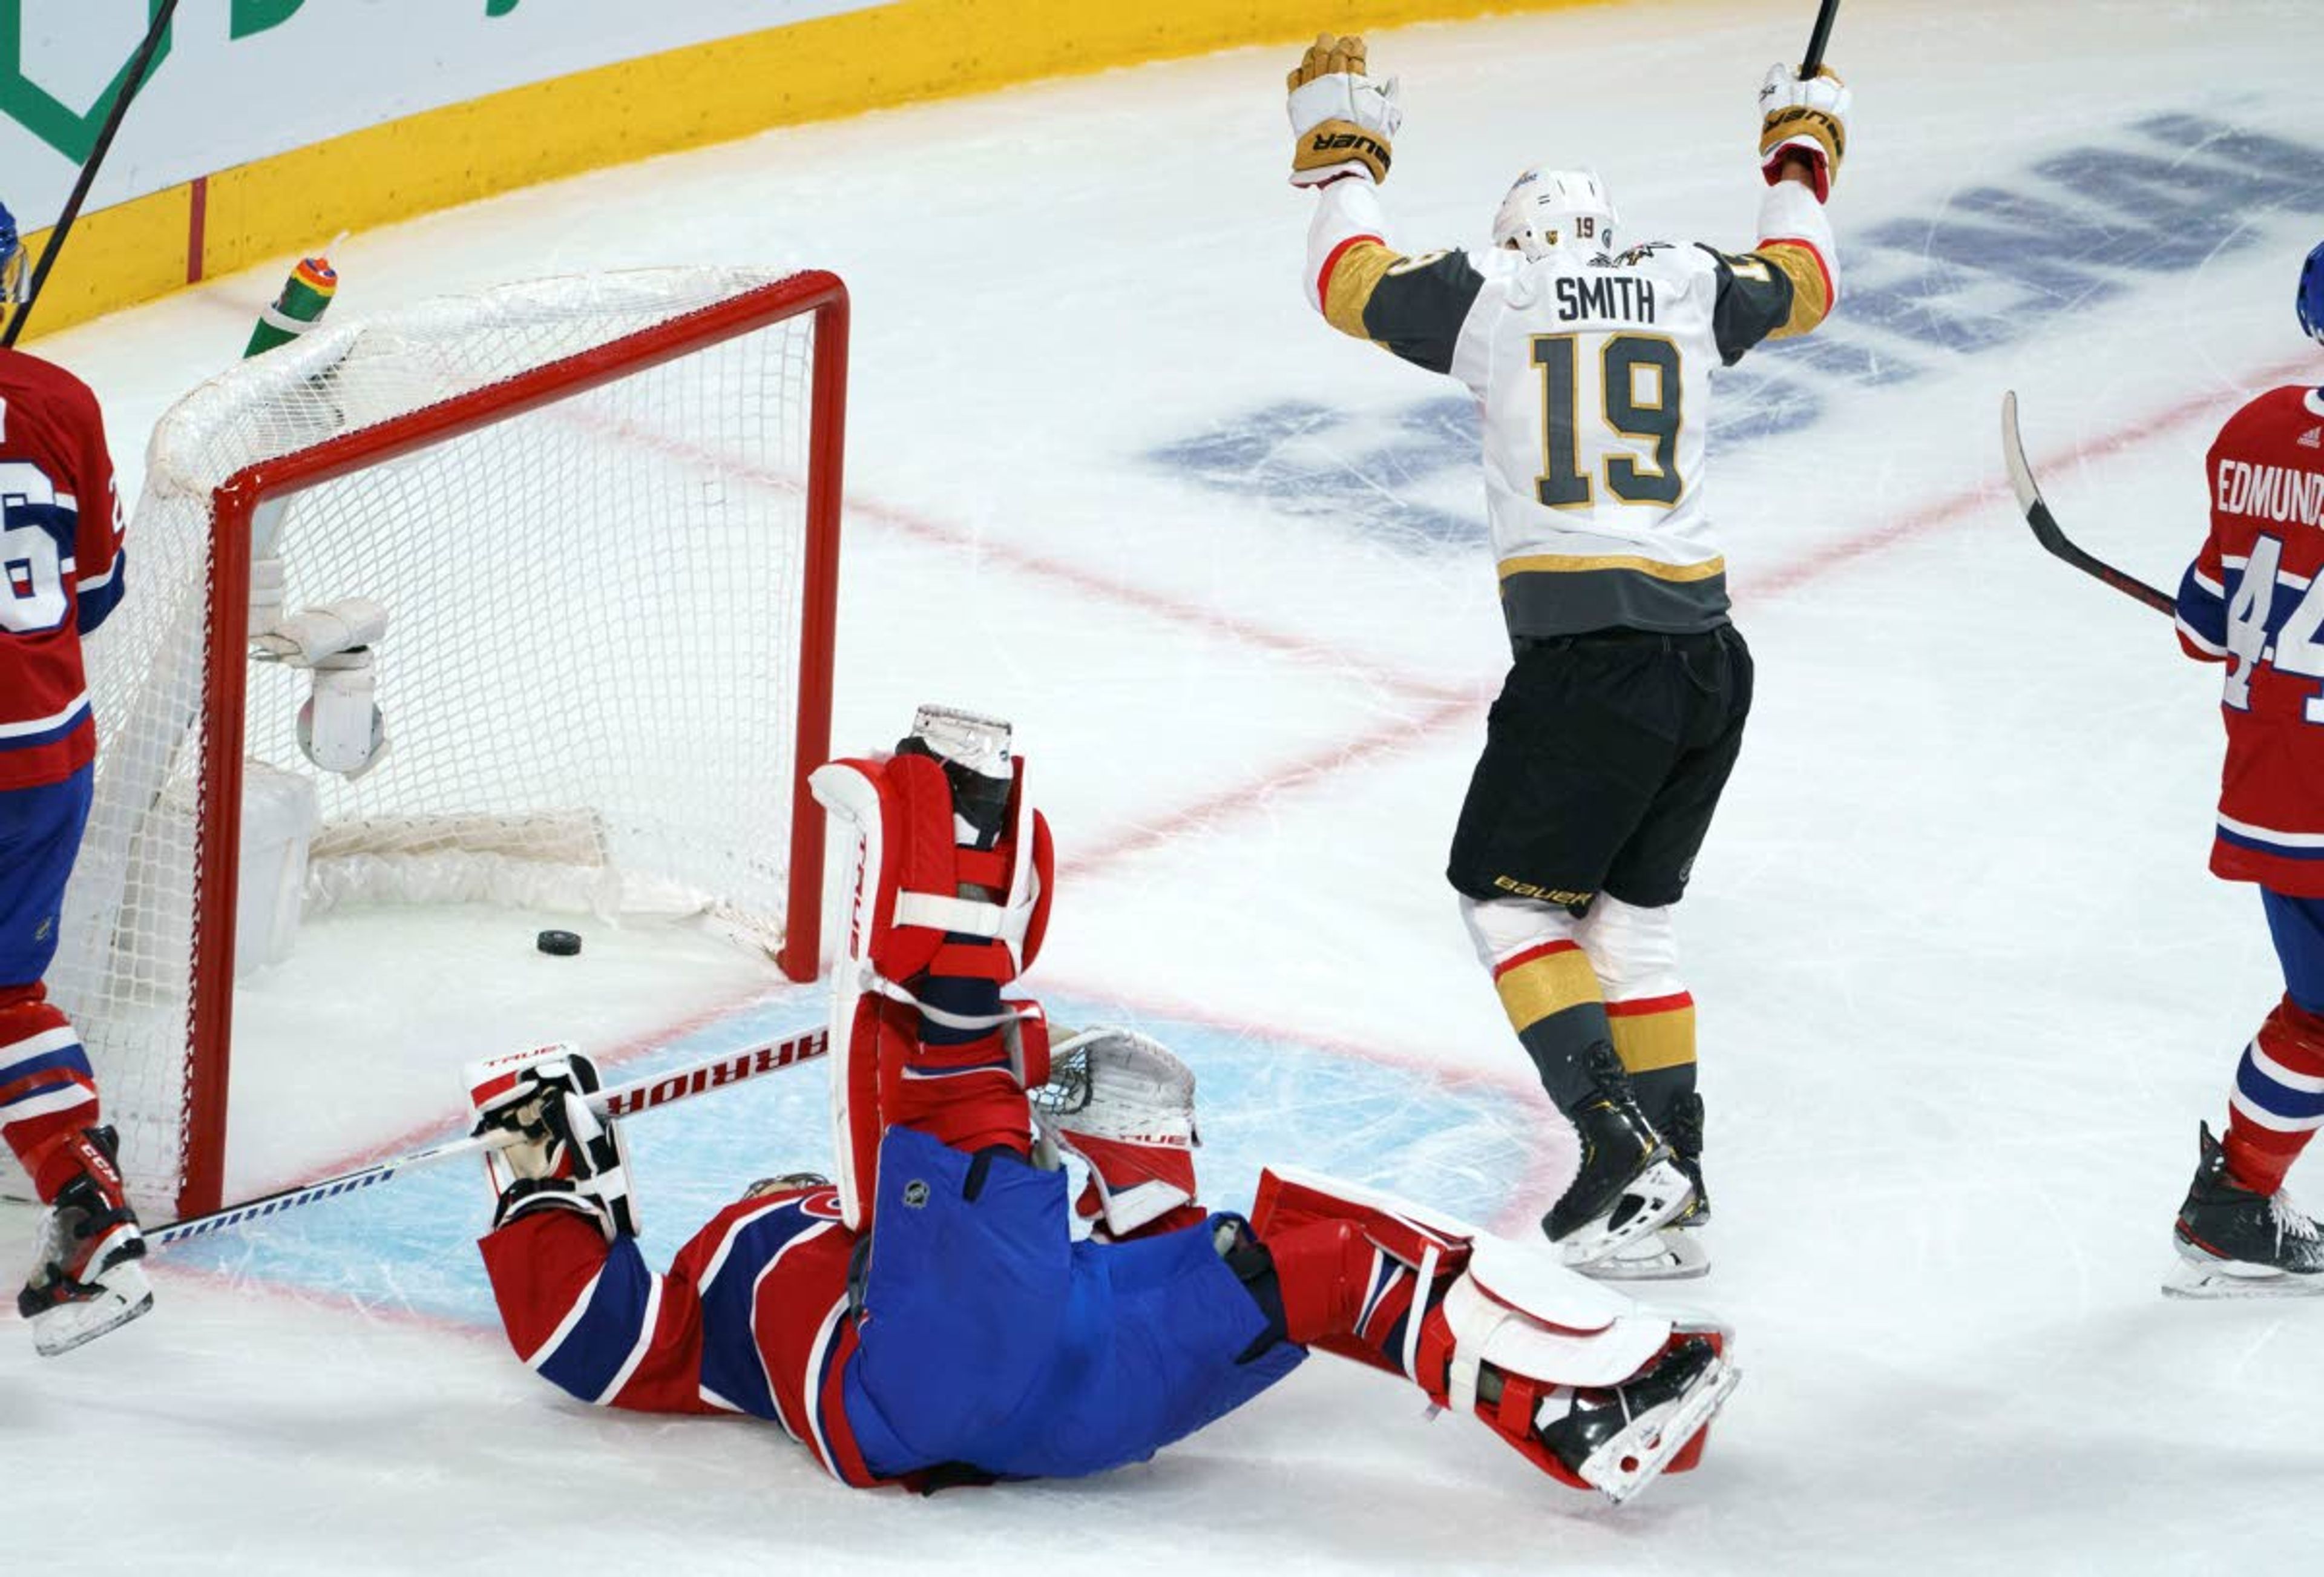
xmin=1800 ymin=0 xmax=1842 ymax=74
xmin=4 ymin=0 xmax=180 ymax=347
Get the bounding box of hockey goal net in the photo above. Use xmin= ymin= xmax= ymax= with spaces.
xmin=50 ymin=267 xmax=847 ymax=1220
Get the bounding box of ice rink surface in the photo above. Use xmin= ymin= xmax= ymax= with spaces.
xmin=8 ymin=1 xmax=2324 ymax=1570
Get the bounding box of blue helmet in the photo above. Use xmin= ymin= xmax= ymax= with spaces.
xmin=2302 ymin=240 xmax=2324 ymax=347
xmin=0 ymin=200 xmax=24 ymax=306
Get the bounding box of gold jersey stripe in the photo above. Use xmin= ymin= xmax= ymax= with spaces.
xmin=1755 ymin=239 xmax=1833 ymax=340
xmin=1498 ymin=552 xmax=1728 ymax=584
xmin=1321 ymin=235 xmax=1403 ymax=341
xmin=1607 ymin=1002 xmax=1698 ymax=1073
xmin=1494 ymin=946 xmax=1603 ymax=1032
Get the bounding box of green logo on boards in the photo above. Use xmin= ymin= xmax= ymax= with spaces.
xmin=1 ymin=1 xmax=522 ymax=168
xmin=0 ymin=1 xmax=173 ymax=166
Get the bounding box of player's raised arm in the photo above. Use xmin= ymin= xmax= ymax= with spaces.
xmin=1693 ymin=64 xmax=1850 ymax=366
xmin=1288 ymin=35 xmax=1495 ymax=377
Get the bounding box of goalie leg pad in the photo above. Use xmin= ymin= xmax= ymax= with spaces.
xmin=815 ymin=752 xmax=1055 ymax=1228
xmin=1250 ymin=1165 xmax=1728 ymax=1498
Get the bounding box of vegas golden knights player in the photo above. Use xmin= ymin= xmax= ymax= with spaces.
xmin=1287 ymin=35 xmax=1847 ymax=1277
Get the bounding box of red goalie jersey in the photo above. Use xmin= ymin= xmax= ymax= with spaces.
xmin=0 ymin=347 xmax=126 ymax=791
xmin=2175 ymin=384 xmax=2324 ymax=894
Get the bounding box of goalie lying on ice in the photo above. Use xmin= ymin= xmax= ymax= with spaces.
xmin=470 ymin=708 xmax=1739 ymax=1502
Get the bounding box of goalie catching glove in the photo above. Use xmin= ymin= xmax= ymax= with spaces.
xmin=1756 ymin=62 xmax=1849 ymax=202
xmin=466 ymin=1044 xmax=638 ymax=1241
xmin=1287 ymin=32 xmax=1400 ymax=186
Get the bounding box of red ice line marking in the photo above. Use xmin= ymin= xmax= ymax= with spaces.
xmin=571 ymin=409 xmax=1465 ymax=708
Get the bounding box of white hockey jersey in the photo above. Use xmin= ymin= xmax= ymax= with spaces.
xmin=1304 ymin=178 xmax=1837 ymax=637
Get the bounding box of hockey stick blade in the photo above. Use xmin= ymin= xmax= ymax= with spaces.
xmin=2001 ymin=390 xmax=2176 ymax=616
xmin=145 ymin=1024 xmax=830 ymax=1248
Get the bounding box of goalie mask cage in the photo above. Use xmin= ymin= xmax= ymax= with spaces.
xmin=51 ymin=267 xmax=847 ymax=1220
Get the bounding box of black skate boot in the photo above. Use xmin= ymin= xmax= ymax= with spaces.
xmin=18 ymin=1125 xmax=154 ymax=1357
xmin=1663 ymin=1090 xmax=1709 ymax=1226
xmin=2166 ymin=1123 xmax=2324 ymax=1299
xmin=1534 ymin=1334 xmax=1739 ymax=1504
xmin=1586 ymin=1090 xmax=1712 ymax=1281
xmin=1543 ymin=1044 xmax=1695 ymax=1269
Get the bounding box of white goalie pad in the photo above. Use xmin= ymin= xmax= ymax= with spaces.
xmin=810 ymin=759 xmax=891 ymax=1231
xmin=1441 ymin=1236 xmax=1673 ymax=1408
xmin=1253 ymin=1164 xmax=1675 ymax=1395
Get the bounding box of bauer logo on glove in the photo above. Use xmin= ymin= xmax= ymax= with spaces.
xmin=1286 ymin=31 xmax=1402 ymax=187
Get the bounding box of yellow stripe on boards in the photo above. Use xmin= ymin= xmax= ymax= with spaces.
xmin=21 ymin=0 xmax=1614 ymax=339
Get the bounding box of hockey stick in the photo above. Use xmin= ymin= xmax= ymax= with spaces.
xmin=3 ymin=0 xmax=181 ymax=347
xmin=145 ymin=1023 xmax=830 ymax=1248
xmin=1800 ymin=0 xmax=1842 ymax=74
xmin=2001 ymin=390 xmax=2176 ymax=616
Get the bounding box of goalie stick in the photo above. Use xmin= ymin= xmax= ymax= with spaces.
xmin=144 ymin=1023 xmax=830 ymax=1248
xmin=2001 ymin=390 xmax=2177 ymax=616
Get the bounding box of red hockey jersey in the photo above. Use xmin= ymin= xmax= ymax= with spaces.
xmin=0 ymin=347 xmax=125 ymax=791
xmin=479 ymin=1185 xmax=889 ymax=1487
xmin=2175 ymin=384 xmax=2324 ymax=894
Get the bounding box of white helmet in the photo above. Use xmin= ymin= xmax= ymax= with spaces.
xmin=1491 ymin=167 xmax=1617 ymax=261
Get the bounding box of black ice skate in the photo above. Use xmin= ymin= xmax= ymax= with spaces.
xmin=1543 ymin=1045 xmax=1696 ymax=1271
xmin=1533 ymin=1334 xmax=1739 ymax=1504
xmin=18 ymin=1126 xmax=154 ymax=1357
xmin=2164 ymin=1122 xmax=2324 ymax=1300
xmin=1586 ymin=1090 xmax=1711 ymax=1282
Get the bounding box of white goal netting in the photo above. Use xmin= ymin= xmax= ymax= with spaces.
xmin=50 ymin=267 xmax=841 ymax=1216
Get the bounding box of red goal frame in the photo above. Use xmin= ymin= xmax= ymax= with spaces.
xmin=173 ymin=270 xmax=847 ymax=1219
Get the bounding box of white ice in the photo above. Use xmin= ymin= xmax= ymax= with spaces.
xmin=8 ymin=1 xmax=2324 ymax=1570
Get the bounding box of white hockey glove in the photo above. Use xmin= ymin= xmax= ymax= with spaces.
xmin=1034 ymin=1026 xmax=1200 ymax=1236
xmin=465 ymin=1044 xmax=638 ymax=1241
xmin=1756 ymin=62 xmax=1849 ymax=202
xmin=1287 ymin=33 xmax=1400 ymax=187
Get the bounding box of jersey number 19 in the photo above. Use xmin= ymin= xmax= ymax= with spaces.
xmin=1531 ymin=334 xmax=1684 ymax=510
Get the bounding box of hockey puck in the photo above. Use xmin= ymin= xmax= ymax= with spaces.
xmin=536 ymin=929 xmax=583 ymax=956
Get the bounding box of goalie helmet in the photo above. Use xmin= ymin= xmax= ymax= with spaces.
xmin=1492 ymin=167 xmax=1617 ymax=262
xmin=2300 ymin=239 xmax=2324 ymax=347
xmin=0 ymin=200 xmax=27 ymax=305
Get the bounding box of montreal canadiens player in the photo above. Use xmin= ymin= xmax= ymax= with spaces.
xmin=2166 ymin=243 xmax=2324 ymax=1297
xmin=468 ymin=708 xmax=1738 ymax=1501
xmin=0 ymin=200 xmax=151 ymax=1354
xmin=1285 ymin=36 xmax=1845 ymax=1277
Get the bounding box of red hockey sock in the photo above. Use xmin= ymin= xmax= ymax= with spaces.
xmin=0 ymin=984 xmax=100 ymax=1202
xmin=2222 ymin=995 xmax=2324 ymax=1196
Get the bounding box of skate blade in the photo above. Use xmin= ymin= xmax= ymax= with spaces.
xmin=1579 ymin=1352 xmax=1742 ymax=1506
xmin=31 ymin=1263 xmax=155 ymax=1357
xmin=2161 ymin=1257 xmax=2324 ymax=1301
xmin=1579 ymin=1225 xmax=1710 ymax=1282
xmin=1557 ymin=1161 xmax=1696 ymax=1270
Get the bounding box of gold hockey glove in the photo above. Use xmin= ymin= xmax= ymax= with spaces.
xmin=1757 ymin=62 xmax=1850 ymax=202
